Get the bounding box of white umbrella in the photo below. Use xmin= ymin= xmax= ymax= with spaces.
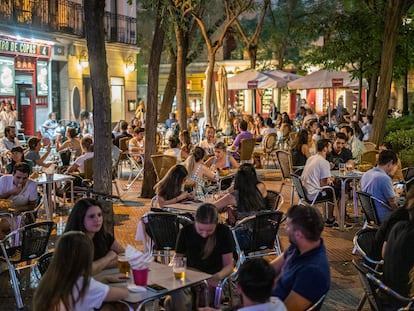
xmin=228 ymin=69 xmax=299 ymax=90
xmin=217 ymin=66 xmax=228 ymax=131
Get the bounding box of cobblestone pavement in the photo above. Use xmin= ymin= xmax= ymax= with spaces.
xmin=0 ymin=169 xmax=369 ymax=310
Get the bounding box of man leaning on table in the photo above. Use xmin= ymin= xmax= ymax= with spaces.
xmin=360 ymin=149 xmax=398 ymax=223
xmin=199 ymin=258 xmax=286 ymax=311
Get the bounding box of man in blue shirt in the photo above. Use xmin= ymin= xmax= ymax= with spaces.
xmin=271 ymin=204 xmax=330 ymax=310
xmin=360 ymin=150 xmax=398 ymax=222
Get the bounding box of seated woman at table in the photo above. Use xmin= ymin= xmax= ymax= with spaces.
xmin=154 ymin=164 xmax=195 ymax=208
xmin=290 ymin=129 xmax=311 ymax=167
xmin=166 ymin=203 xmax=235 ymax=310
xmin=128 ymin=126 xmax=145 ymax=153
xmin=213 ymin=163 xmax=267 ymax=224
xmin=164 ymin=135 xmax=182 ymax=162
xmin=179 ymin=130 xmax=193 ymax=161
xmin=33 ymin=231 xmax=128 ymax=311
xmin=205 ymin=142 xmax=239 ymax=171
xmin=5 ymin=146 xmax=33 ymax=175
xmin=25 ymin=136 xmax=53 ymax=168
xmin=55 ymin=127 xmax=82 ymax=157
xmin=184 ymin=146 xmax=218 ymax=199
xmin=64 ymin=198 xmax=125 ymax=275
xmin=66 ymin=137 xmax=94 ymax=175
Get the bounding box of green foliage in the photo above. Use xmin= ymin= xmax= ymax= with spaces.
xmin=385 ymin=115 xmax=414 ymax=135
xmin=384 ymin=116 xmax=414 ymax=167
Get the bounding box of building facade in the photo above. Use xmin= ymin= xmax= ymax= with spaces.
xmin=0 ymin=0 xmax=139 ymax=136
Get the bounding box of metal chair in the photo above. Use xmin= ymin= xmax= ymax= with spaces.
xmin=265 ymin=190 xmax=284 ymax=211
xmin=150 ymin=154 xmax=177 ymax=181
xmin=232 ymin=210 xmax=284 ymax=266
xmin=124 ymin=152 xmax=144 ymax=190
xmin=239 ymin=138 xmax=256 ymax=164
xmin=402 ymin=167 xmax=414 ymax=193
xmin=306 ymin=294 xmax=327 ymax=311
xmin=144 ymin=212 xmax=193 ymax=264
xmin=356 ymin=191 xmax=381 ymax=228
xmin=352 ymin=259 xmax=380 ymax=311
xmin=117 ymin=136 xmax=131 ymax=178
xmin=32 ymin=251 xmax=54 ymax=280
xmin=0 ymin=221 xmax=54 ymax=309
xmin=367 ymin=272 xmax=414 ymax=311
xmin=258 ymin=133 xmax=278 ymax=168
xmin=290 ymin=173 xmax=336 ymax=219
xmin=353 ymin=227 xmax=383 ymax=268
xmin=275 ymin=150 xmax=296 ymax=204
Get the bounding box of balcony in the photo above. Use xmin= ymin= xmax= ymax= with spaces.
xmin=0 ymin=0 xmax=137 ymax=45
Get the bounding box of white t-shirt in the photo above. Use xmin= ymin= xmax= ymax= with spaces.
xmin=0 ymin=175 xmax=37 ymax=207
xmin=238 ymin=299 xmax=287 ymax=311
xmin=74 ymin=152 xmax=94 ymax=173
xmin=60 ymin=277 xmax=109 ymax=311
xmin=301 ymin=154 xmax=331 ymax=200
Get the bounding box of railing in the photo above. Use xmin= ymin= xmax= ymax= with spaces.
xmin=0 ymin=0 xmax=136 ymax=45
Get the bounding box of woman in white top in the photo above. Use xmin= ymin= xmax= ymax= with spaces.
xmin=0 ymin=100 xmax=17 ymax=128
xmin=33 ymin=231 xmax=128 ymax=311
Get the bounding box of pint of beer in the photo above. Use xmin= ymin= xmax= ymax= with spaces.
xmin=118 ymin=254 xmax=130 ymax=275
xmin=172 ymin=257 xmax=187 ymax=280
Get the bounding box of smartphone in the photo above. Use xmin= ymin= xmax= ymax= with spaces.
xmin=184 ymin=186 xmax=193 ymax=193
xmin=146 ymin=283 xmax=168 ymax=293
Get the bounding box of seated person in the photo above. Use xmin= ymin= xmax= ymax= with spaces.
xmin=41 ymin=112 xmax=59 ymax=144
xmin=205 ymin=142 xmax=239 ymax=170
xmin=199 ymin=258 xmax=286 ymax=311
xmin=33 ymin=231 xmax=128 ymax=311
xmin=25 ymin=136 xmax=53 ymax=168
xmin=153 ymin=164 xmax=195 ymax=208
xmin=361 ymin=150 xmax=398 ymax=223
xmin=199 ymin=126 xmax=216 ymax=156
xmin=229 ymin=120 xmax=253 ymax=160
xmin=271 ymin=204 xmax=330 ymax=310
xmin=0 ymin=126 xmax=20 ymax=155
xmin=378 ymin=142 xmax=403 ymax=181
xmin=326 ymin=132 xmax=354 ymax=170
xmin=64 ymin=198 xmax=125 ymax=275
xmin=214 ymin=163 xmax=266 ymax=224
xmin=6 ymin=146 xmax=33 ymax=175
xmin=184 ymin=147 xmax=218 ymax=200
xmin=166 ymin=203 xmax=235 ymax=310
xmin=55 ymin=127 xmax=82 ymax=157
xmin=179 ymin=130 xmax=193 ymax=161
xmin=164 ymin=135 xmax=182 ymax=162
xmin=66 ymin=137 xmax=94 ymax=175
xmin=290 ymin=129 xmax=311 ymax=167
xmin=0 ymin=163 xmax=38 ymax=239
xmin=128 ymin=127 xmax=145 ymax=153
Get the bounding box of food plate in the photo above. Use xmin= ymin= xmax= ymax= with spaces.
xmin=127 ymin=284 xmax=147 ymax=293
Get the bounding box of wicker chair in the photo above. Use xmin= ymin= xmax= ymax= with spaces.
xmin=239 ymin=138 xmax=257 ymax=164
xmin=359 ymin=150 xmax=379 ymax=167
xmin=151 ymin=154 xmax=177 ymax=181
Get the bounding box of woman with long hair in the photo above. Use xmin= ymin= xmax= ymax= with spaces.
xmin=154 ymin=164 xmax=195 ymax=208
xmin=205 ymin=142 xmax=239 ymax=170
xmin=64 ymin=198 xmax=124 ymax=275
xmin=33 ymin=231 xmax=128 ymax=311
xmin=290 ymin=129 xmax=311 ymax=167
xmin=166 ymin=203 xmax=235 ymax=310
xmin=55 ymin=127 xmax=82 ymax=156
xmin=184 ymin=146 xmax=218 ymax=199
xmin=179 ymin=130 xmax=193 ymax=161
xmin=214 ymin=163 xmax=266 ymax=221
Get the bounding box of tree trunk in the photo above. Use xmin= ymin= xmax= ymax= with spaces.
xmin=204 ymin=52 xmax=216 ymax=126
xmin=175 ymin=27 xmax=188 ymax=130
xmin=367 ymin=73 xmax=378 ymax=116
xmin=159 ymin=49 xmax=177 ymax=123
xmin=141 ymin=0 xmax=165 ymax=198
xmin=248 ymin=45 xmax=258 ymax=69
xmin=371 ymin=0 xmax=408 ymax=145
xmin=83 ymin=0 xmax=113 ymax=233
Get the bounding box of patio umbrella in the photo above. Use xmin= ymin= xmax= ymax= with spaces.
xmin=264 ymin=69 xmax=302 ymax=82
xmin=217 ymin=66 xmax=229 ymax=131
xmin=228 ymin=69 xmax=290 ymax=90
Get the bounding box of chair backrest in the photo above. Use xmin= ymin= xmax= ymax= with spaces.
xmin=360 ymin=150 xmax=379 ymax=167
xmin=366 ymin=272 xmax=414 ymax=311
xmin=291 ymin=174 xmax=308 ymax=202
xmin=265 ymin=190 xmax=283 ymax=211
xmin=235 ymin=210 xmax=284 ymax=254
xmin=145 ymin=213 xmax=181 ymax=251
xmin=35 ymin=251 xmax=54 ymax=277
xmin=356 ymin=191 xmax=380 ymax=227
xmin=263 ymin=133 xmax=277 ymax=153
xmin=151 ymin=154 xmax=177 ymax=181
xmin=352 ymin=259 xmax=379 ymax=311
xmin=276 ymin=150 xmax=293 ymax=180
xmin=403 ymin=167 xmax=414 ymax=193
xmin=119 ymin=136 xmax=130 ymax=152
xmin=60 ymin=149 xmax=71 ymax=166
xmin=363 ymin=142 xmax=377 ymax=151
xmin=83 ymin=157 xmax=94 ymax=180
xmin=239 ymin=138 xmax=256 ymax=162
xmin=353 ymin=227 xmax=383 ymax=267
xmin=305 ymin=294 xmax=326 ymax=311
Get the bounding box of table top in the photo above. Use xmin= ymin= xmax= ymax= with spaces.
xmin=98 ymin=262 xmax=211 ymax=303
xmin=331 ymin=170 xmax=364 ymax=179
xmin=36 ymin=173 xmax=75 ymax=184
xmin=164 ymin=201 xmax=204 ymax=213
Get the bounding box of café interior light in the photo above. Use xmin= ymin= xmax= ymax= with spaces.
xmin=125 ymin=56 xmax=136 ymax=72
xmin=79 ymin=50 xmax=89 ymax=68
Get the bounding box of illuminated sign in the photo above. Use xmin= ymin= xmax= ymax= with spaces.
xmin=0 ymin=56 xmax=15 ymax=96
xmin=0 ymin=38 xmax=50 ymax=57
xmin=36 ymin=61 xmax=48 ymax=96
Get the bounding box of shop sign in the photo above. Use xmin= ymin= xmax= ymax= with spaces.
xmin=332 ymin=78 xmax=343 ymax=87
xmin=36 ymin=61 xmax=48 ymax=96
xmin=248 ymin=80 xmax=258 ymax=89
xmin=0 ymin=56 xmax=15 ymax=96
xmin=0 ymin=38 xmax=50 ymax=58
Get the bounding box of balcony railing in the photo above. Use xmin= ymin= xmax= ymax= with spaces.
xmin=0 ymin=0 xmax=137 ymax=45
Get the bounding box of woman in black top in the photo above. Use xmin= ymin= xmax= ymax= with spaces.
xmin=290 ymin=129 xmax=311 ymax=167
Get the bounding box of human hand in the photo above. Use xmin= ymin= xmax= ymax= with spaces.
xmin=104 ymin=273 xmax=130 ymax=284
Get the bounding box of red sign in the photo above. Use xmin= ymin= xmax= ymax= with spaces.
xmin=332 ymin=78 xmax=344 ymax=87
xmin=248 ymin=80 xmax=258 ymax=89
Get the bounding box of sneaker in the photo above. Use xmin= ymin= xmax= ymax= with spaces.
xmin=325 ymin=218 xmax=336 ymax=227
xmin=333 ymin=222 xmax=353 ymax=230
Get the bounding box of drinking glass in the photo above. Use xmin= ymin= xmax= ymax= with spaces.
xmin=172 ymin=257 xmax=187 ymax=280
xmin=117 ymin=253 xmax=131 ymax=276
xmin=346 ymin=162 xmax=354 ymax=173
xmin=339 ymin=163 xmax=346 ymax=175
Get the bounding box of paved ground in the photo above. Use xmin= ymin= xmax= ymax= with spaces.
xmin=0 ymin=169 xmax=369 ymax=310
